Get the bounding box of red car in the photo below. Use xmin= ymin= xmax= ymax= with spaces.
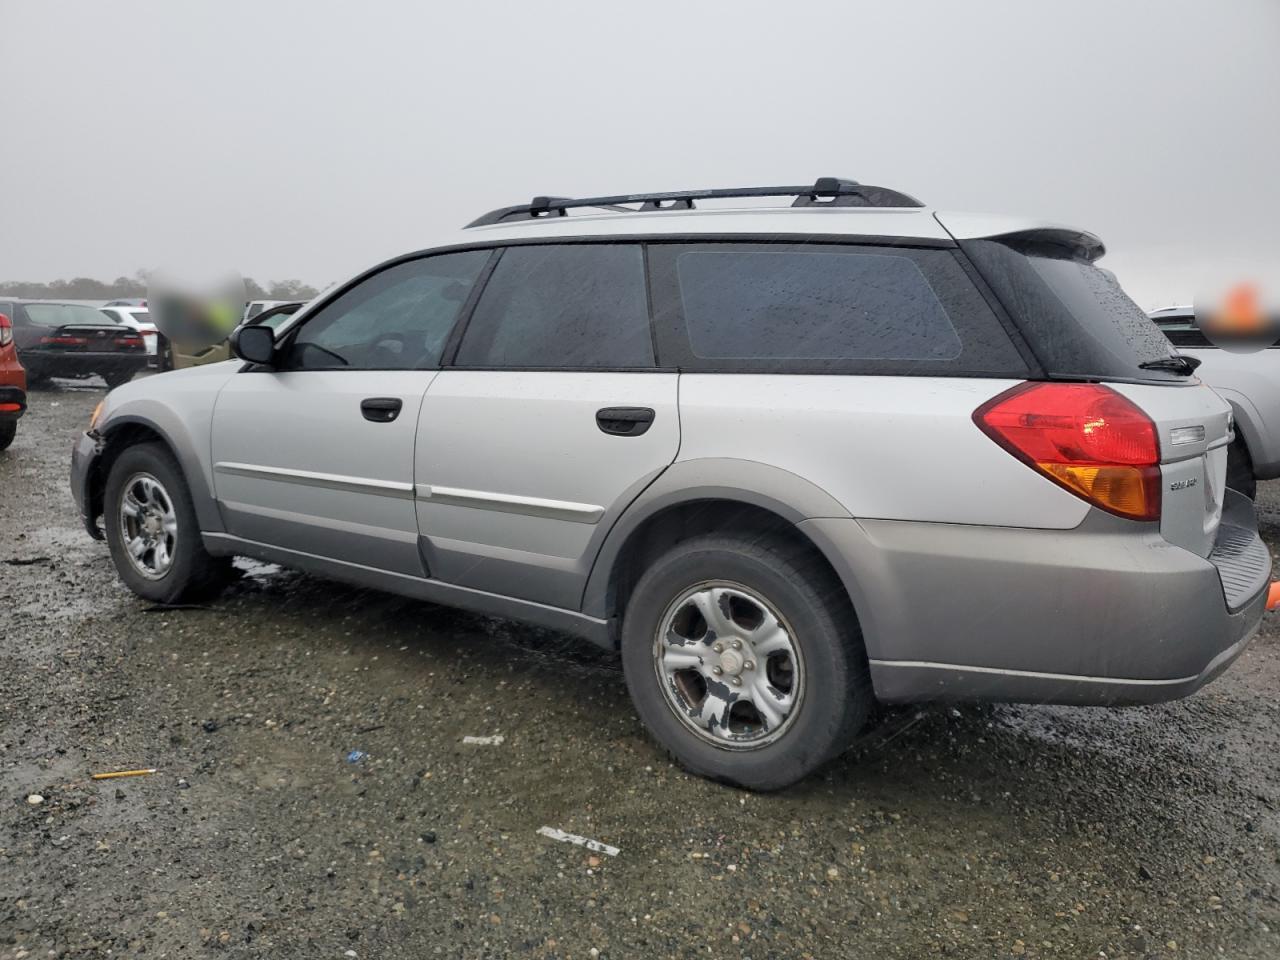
xmin=0 ymin=309 xmax=27 ymax=451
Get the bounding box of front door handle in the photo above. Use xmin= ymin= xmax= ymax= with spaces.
xmin=361 ymin=397 xmax=403 ymax=423
xmin=596 ymin=406 xmax=655 ymax=437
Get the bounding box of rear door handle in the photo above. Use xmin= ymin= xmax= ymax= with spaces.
xmin=361 ymin=397 xmax=403 ymax=423
xmin=596 ymin=406 xmax=655 ymax=437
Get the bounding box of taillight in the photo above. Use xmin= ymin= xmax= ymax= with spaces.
xmin=0 ymin=314 xmax=11 ymax=347
xmin=40 ymin=335 xmax=88 ymax=346
xmin=974 ymin=382 xmax=1161 ymax=521
xmin=115 ymin=336 xmax=144 ymax=348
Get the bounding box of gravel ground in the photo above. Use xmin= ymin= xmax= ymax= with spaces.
xmin=2 ymin=379 xmax=1279 ymax=960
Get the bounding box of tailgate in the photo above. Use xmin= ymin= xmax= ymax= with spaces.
xmin=1110 ymin=381 xmax=1232 ymax=557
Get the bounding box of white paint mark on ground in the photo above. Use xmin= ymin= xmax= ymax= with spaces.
xmin=537 ymin=826 xmax=620 ymax=857
xmin=461 ymin=734 xmax=505 ymax=746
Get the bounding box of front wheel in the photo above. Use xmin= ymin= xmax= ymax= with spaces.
xmin=103 ymin=443 xmax=233 ymax=604
xmin=621 ymin=534 xmax=872 ymax=791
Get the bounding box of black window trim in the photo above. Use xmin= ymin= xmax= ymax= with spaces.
xmin=250 ymin=231 xmax=1001 ymax=376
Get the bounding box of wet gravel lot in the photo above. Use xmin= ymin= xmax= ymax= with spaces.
xmin=2 ymin=380 xmax=1279 ymax=960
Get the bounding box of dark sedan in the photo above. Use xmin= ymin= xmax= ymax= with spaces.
xmin=2 ymin=300 xmax=149 ymax=388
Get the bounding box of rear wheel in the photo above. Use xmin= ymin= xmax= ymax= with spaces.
xmin=1227 ymin=438 xmax=1257 ymax=500
xmin=621 ymin=534 xmax=872 ymax=791
xmin=0 ymin=420 xmax=15 ymax=451
xmin=102 ymin=369 xmax=135 ymax=389
xmin=103 ymin=443 xmax=233 ymax=603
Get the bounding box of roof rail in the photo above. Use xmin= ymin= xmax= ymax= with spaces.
xmin=464 ymin=177 xmax=923 ymax=228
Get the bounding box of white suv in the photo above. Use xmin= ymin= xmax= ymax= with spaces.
xmin=70 ymin=178 xmax=1274 ymax=789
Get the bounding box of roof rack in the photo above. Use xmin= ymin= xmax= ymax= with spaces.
xmin=464 ymin=177 xmax=924 ymax=228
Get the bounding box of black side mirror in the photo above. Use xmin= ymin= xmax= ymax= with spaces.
xmin=230 ymin=324 xmax=275 ymax=365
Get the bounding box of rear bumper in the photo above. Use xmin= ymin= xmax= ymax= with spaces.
xmin=801 ymin=492 xmax=1272 ymax=707
xmin=22 ymin=350 xmax=147 ymax=378
xmin=0 ymin=385 xmax=26 ymax=420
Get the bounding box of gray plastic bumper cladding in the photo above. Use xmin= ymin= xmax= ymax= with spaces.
xmin=800 ymin=493 xmax=1271 ymax=707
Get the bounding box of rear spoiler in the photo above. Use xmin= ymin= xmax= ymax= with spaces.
xmin=934 ymin=213 xmax=1106 ymax=262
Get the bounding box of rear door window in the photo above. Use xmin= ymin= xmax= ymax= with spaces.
xmin=648 ymin=242 xmax=1028 ymax=375
xmin=454 ymin=244 xmax=654 ymax=369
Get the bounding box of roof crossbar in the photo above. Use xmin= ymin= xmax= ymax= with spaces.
xmin=465 ymin=177 xmax=923 ymax=227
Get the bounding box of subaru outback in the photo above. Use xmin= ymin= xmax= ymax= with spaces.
xmin=70 ymin=178 xmax=1276 ymax=790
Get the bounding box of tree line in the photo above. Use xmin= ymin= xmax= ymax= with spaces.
xmin=0 ymin=273 xmax=321 ymax=301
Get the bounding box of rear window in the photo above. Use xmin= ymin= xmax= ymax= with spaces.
xmin=962 ymin=239 xmax=1186 ymax=382
xmin=649 ymin=242 xmax=1029 ymax=375
xmin=23 ymin=303 xmax=117 ymax=327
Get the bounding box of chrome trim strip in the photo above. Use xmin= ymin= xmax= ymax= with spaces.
xmin=868 ymin=659 xmax=1198 ymax=686
xmin=415 ymin=484 xmax=604 ymax=524
xmin=214 ymin=461 xmax=415 ymax=498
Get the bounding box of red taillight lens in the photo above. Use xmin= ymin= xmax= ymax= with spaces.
xmin=115 ymin=336 xmax=144 ymax=347
xmin=974 ymin=382 xmax=1162 ymax=521
xmin=40 ymin=335 xmax=88 ymax=346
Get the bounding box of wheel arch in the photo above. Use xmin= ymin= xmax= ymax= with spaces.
xmin=90 ymin=414 xmax=222 ymax=535
xmin=582 ymin=459 xmax=862 ymax=646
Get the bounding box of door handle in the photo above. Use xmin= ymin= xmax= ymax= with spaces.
xmin=596 ymin=406 xmax=655 ymax=437
xmin=361 ymin=397 xmax=403 ymax=423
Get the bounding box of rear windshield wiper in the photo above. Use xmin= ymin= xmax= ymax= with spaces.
xmin=1139 ymin=354 xmax=1201 ymax=375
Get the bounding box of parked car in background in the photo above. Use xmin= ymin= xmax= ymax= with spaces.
xmin=0 ymin=308 xmax=27 ymax=451
xmin=103 ymin=298 xmax=147 ymax=307
xmin=243 ymin=299 xmax=292 ymax=322
xmin=0 ymin=300 xmax=147 ymax=388
xmin=70 ymin=179 xmax=1274 ymax=790
xmin=1150 ymin=306 xmax=1280 ymax=499
xmin=100 ymin=305 xmax=159 ymax=365
xmin=156 ymin=301 xmax=303 ymax=371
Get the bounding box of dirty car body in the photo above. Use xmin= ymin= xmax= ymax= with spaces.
xmin=70 ymin=178 xmax=1274 ymax=789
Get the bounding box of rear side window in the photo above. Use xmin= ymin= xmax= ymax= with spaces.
xmin=455 ymin=244 xmax=653 ymax=369
xmin=649 ymin=242 xmax=1028 ymax=375
xmin=962 ymin=239 xmax=1186 ymax=383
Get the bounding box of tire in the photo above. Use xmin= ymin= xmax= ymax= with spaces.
xmin=103 ymin=442 xmax=233 ymax=604
xmin=155 ymin=336 xmax=174 ymax=372
xmin=102 ymin=370 xmax=135 ymax=389
xmin=620 ymin=534 xmax=872 ymax=791
xmin=1227 ymin=438 xmax=1257 ymax=500
xmin=0 ymin=420 xmax=15 ymax=451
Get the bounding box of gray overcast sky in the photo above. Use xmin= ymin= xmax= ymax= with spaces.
xmin=2 ymin=0 xmax=1277 ymax=308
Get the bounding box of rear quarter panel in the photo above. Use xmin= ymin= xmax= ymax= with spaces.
xmin=674 ymin=374 xmax=1091 ymax=528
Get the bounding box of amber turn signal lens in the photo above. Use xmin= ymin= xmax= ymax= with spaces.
xmin=1038 ymin=463 xmax=1161 ymax=522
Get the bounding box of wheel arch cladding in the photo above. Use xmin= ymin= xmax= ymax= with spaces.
xmin=94 ymin=416 xmax=221 ymax=533
xmin=581 ymin=458 xmax=864 ymax=648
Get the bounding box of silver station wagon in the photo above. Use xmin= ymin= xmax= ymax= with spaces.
xmin=71 ymin=178 xmax=1275 ymax=789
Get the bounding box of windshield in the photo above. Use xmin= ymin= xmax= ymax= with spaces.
xmin=962 ymin=239 xmax=1187 ymax=382
xmin=24 ymin=303 xmax=120 ymax=327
